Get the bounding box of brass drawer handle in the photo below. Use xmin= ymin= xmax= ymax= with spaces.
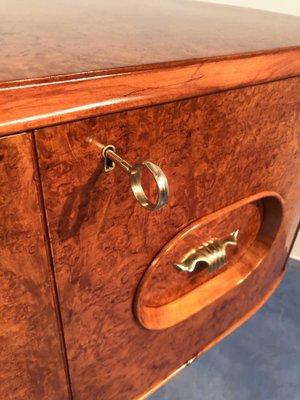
xmin=88 ymin=138 xmax=169 ymax=210
xmin=174 ymin=230 xmax=239 ymax=273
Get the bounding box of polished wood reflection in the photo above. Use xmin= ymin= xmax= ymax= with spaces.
xmin=35 ymin=78 xmax=300 ymax=400
xmin=0 ymin=134 xmax=69 ymax=399
xmin=1 ymin=0 xmax=300 ymax=83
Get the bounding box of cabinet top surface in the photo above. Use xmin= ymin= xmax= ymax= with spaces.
xmin=1 ymin=0 xmax=300 ymax=83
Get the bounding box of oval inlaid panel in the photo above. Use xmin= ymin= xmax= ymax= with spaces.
xmin=135 ymin=192 xmax=283 ymax=330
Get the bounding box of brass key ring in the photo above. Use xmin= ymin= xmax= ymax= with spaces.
xmin=88 ymin=138 xmax=169 ymax=211
xmin=129 ymin=161 xmax=169 ymax=210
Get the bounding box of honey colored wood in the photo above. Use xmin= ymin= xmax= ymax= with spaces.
xmin=135 ymin=193 xmax=282 ymax=330
xmin=136 ymin=193 xmax=282 ymax=330
xmin=142 ymin=268 xmax=285 ymax=399
xmin=0 ymin=48 xmax=300 ymax=137
xmin=1 ymin=0 xmax=300 ymax=83
xmin=0 ymin=134 xmax=69 ymax=399
xmin=35 ymin=77 xmax=300 ymax=400
xmin=139 ymin=199 xmax=264 ymax=308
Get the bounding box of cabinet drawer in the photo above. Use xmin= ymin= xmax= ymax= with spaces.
xmin=35 ymin=77 xmax=300 ymax=399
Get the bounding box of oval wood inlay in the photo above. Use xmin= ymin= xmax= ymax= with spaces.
xmin=135 ymin=192 xmax=283 ymax=330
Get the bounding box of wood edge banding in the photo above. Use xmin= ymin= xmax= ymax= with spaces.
xmin=0 ymin=47 xmax=299 ymax=137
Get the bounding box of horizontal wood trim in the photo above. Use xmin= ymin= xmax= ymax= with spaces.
xmin=0 ymin=47 xmax=297 ymax=90
xmin=0 ymin=47 xmax=300 ymax=137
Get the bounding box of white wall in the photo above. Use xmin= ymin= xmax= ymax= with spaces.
xmin=292 ymin=234 xmax=300 ymax=261
xmin=194 ymin=0 xmax=300 ymax=259
xmin=196 ymin=0 xmax=300 ymax=16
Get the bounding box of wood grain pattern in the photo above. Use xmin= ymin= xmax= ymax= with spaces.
xmin=140 ymin=199 xmax=264 ymax=308
xmin=1 ymin=0 xmax=300 ymax=83
xmin=35 ymin=77 xmax=300 ymax=399
xmin=142 ymin=267 xmax=286 ymax=399
xmin=135 ymin=193 xmax=282 ymax=330
xmin=1 ymin=48 xmax=300 ymax=137
xmin=0 ymin=134 xmax=69 ymax=399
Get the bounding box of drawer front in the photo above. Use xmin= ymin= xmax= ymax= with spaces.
xmin=35 ymin=78 xmax=300 ymax=399
xmin=0 ymin=134 xmax=69 ymax=399
xmin=135 ymin=193 xmax=283 ymax=330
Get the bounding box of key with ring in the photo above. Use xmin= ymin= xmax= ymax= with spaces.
xmin=87 ymin=137 xmax=169 ymax=211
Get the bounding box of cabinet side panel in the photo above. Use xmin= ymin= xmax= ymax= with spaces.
xmin=0 ymin=134 xmax=69 ymax=399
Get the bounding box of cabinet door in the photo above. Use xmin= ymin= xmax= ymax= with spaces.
xmin=35 ymin=78 xmax=300 ymax=400
xmin=0 ymin=134 xmax=69 ymax=399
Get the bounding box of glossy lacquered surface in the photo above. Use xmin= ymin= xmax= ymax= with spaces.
xmin=1 ymin=48 xmax=300 ymax=138
xmin=35 ymin=78 xmax=300 ymax=399
xmin=0 ymin=134 xmax=69 ymax=399
xmin=0 ymin=2 xmax=299 ymax=399
xmin=135 ymin=194 xmax=282 ymax=330
xmin=1 ymin=1 xmax=300 ymax=138
xmin=1 ymin=0 xmax=300 ymax=83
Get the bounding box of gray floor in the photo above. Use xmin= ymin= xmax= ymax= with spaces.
xmin=149 ymin=259 xmax=300 ymax=400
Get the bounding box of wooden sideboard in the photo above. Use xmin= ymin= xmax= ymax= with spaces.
xmin=0 ymin=1 xmax=300 ymax=399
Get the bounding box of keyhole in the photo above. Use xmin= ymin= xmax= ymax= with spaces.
xmin=103 ymin=145 xmax=116 ymax=171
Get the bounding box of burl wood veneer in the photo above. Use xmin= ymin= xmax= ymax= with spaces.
xmin=1 ymin=0 xmax=300 ymax=82
xmin=135 ymin=194 xmax=283 ymax=330
xmin=1 ymin=2 xmax=300 ymax=136
xmin=0 ymin=1 xmax=300 ymax=399
xmin=0 ymin=134 xmax=69 ymax=399
xmin=35 ymin=78 xmax=300 ymax=399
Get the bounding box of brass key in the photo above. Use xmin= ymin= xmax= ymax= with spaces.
xmin=88 ymin=138 xmax=169 ymax=211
